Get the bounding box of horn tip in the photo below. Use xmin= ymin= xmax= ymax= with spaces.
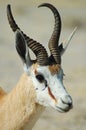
xmin=7 ymin=4 xmax=11 ymax=14
xmin=73 ymin=26 xmax=78 ymax=33
xmin=7 ymin=4 xmax=11 ymax=9
xmin=38 ymin=3 xmax=49 ymax=8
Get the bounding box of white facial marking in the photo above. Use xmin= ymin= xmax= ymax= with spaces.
xmin=29 ymin=65 xmax=73 ymax=113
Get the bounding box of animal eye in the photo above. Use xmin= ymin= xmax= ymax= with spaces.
xmin=36 ymin=74 xmax=44 ymax=83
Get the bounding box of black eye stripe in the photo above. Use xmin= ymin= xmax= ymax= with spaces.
xmin=36 ymin=74 xmax=44 ymax=83
xmin=35 ymin=74 xmax=48 ymax=89
xmin=44 ymin=80 xmax=47 ymax=87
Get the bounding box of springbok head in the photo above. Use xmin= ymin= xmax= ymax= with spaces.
xmin=7 ymin=3 xmax=77 ymax=112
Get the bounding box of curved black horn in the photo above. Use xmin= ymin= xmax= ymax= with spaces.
xmin=7 ymin=4 xmax=49 ymax=66
xmin=38 ymin=3 xmax=61 ymax=64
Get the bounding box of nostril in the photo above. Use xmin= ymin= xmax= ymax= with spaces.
xmin=65 ymin=95 xmax=72 ymax=103
xmin=68 ymin=95 xmax=73 ymax=107
xmin=61 ymin=95 xmax=73 ymax=107
xmin=68 ymin=102 xmax=73 ymax=108
xmin=61 ymin=98 xmax=73 ymax=109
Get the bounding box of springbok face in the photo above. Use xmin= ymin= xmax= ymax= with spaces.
xmin=30 ymin=64 xmax=73 ymax=112
xmin=7 ymin=3 xmax=77 ymax=112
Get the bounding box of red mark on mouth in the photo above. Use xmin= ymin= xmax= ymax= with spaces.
xmin=48 ymin=87 xmax=57 ymax=102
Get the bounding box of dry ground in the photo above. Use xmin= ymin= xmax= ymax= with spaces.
xmin=0 ymin=0 xmax=86 ymax=130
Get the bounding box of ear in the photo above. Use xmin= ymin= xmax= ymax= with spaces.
xmin=15 ymin=29 xmax=32 ymax=68
xmin=60 ymin=27 xmax=77 ymax=55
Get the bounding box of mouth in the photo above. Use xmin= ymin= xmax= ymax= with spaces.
xmin=55 ymin=105 xmax=73 ymax=113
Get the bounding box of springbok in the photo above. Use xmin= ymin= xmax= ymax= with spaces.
xmin=0 ymin=3 xmax=77 ymax=130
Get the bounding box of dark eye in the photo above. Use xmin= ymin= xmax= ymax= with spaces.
xmin=36 ymin=74 xmax=44 ymax=83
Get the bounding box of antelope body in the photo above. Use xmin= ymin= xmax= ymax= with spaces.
xmin=0 ymin=3 xmax=76 ymax=130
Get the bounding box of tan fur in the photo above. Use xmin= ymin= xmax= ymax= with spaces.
xmin=49 ymin=64 xmax=61 ymax=75
xmin=0 ymin=73 xmax=44 ymax=130
xmin=31 ymin=63 xmax=39 ymax=71
xmin=0 ymin=87 xmax=7 ymax=99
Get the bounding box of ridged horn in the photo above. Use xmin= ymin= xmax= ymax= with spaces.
xmin=38 ymin=3 xmax=61 ymax=65
xmin=7 ymin=4 xmax=49 ymax=66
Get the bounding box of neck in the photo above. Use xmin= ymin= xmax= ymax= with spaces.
xmin=0 ymin=73 xmax=44 ymax=130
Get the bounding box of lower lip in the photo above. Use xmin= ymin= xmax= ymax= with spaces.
xmin=55 ymin=106 xmax=70 ymax=113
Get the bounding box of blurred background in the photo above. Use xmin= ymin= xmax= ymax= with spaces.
xmin=0 ymin=0 xmax=86 ymax=130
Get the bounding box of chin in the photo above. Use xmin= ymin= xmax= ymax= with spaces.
xmin=54 ymin=105 xmax=73 ymax=113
